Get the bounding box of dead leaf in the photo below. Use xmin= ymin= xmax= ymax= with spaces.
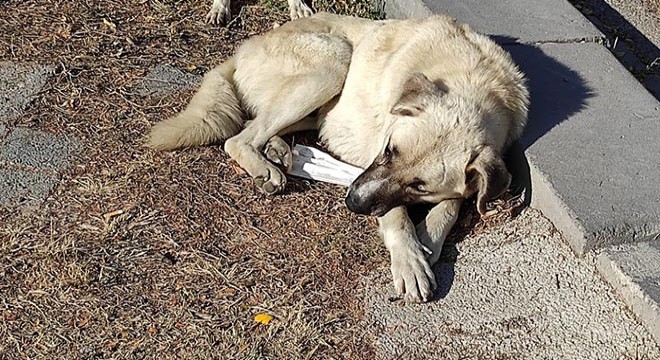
xmin=216 ymin=288 xmax=236 ymax=298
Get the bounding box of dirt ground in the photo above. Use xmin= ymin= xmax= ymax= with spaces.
xmin=0 ymin=0 xmax=377 ymax=358
xmin=0 ymin=0 xmax=525 ymax=358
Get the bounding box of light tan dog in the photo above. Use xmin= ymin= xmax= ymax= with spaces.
xmin=206 ymin=0 xmax=313 ymax=24
xmin=148 ymin=13 xmax=529 ymax=302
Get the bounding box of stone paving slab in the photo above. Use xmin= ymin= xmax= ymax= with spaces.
xmin=0 ymin=168 xmax=58 ymax=207
xmin=0 ymin=61 xmax=78 ymax=209
xmin=597 ymin=239 xmax=660 ymax=343
xmin=136 ymin=64 xmax=201 ymax=97
xmin=421 ymin=0 xmax=603 ymax=43
xmin=0 ymin=62 xmax=54 ymax=125
xmin=507 ymin=42 xmax=660 ymax=254
xmin=0 ymin=62 xmax=199 ymax=211
xmin=0 ymin=128 xmax=80 ymax=171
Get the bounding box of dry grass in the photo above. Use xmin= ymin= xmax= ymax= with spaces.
xmin=0 ymin=1 xmax=522 ymax=358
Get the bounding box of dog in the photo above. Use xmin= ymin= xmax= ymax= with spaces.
xmin=148 ymin=13 xmax=529 ymax=302
xmin=206 ymin=0 xmax=313 ymax=25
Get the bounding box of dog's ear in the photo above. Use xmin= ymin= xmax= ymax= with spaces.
xmin=465 ymin=146 xmax=511 ymax=216
xmin=391 ymin=73 xmax=444 ymax=117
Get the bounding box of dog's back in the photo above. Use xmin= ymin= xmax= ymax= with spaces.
xmin=148 ymin=13 xmax=381 ymax=151
xmin=319 ymin=15 xmax=529 ymax=167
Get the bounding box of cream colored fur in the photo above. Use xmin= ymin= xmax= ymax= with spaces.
xmin=148 ymin=59 xmax=243 ymax=150
xmin=148 ymin=13 xmax=529 ymax=303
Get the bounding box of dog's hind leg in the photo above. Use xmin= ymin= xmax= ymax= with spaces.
xmin=224 ymin=74 xmax=343 ymax=194
xmin=224 ymin=33 xmax=350 ymax=194
xmin=263 ymin=116 xmax=320 ymax=169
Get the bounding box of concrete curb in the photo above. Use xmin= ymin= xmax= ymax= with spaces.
xmin=511 ymin=40 xmax=660 ymax=254
xmin=596 ymin=241 xmax=660 ymax=343
xmin=526 ymin=159 xmax=589 ymax=255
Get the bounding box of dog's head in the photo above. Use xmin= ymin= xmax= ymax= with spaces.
xmin=345 ymin=73 xmax=512 ymax=217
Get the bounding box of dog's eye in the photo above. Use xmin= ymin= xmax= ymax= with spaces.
xmin=385 ymin=145 xmax=398 ymax=158
xmin=378 ymin=146 xmax=394 ymax=165
xmin=408 ymin=180 xmax=427 ymax=194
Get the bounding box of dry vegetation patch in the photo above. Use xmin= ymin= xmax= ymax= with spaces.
xmin=0 ymin=1 xmax=522 ymax=358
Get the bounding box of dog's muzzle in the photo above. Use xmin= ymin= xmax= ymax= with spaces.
xmin=345 ymin=191 xmax=369 ymax=215
xmin=345 ymin=179 xmax=391 ymax=217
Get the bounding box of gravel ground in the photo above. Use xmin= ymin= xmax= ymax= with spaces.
xmin=605 ymin=0 xmax=659 ymax=47
xmin=365 ymin=208 xmax=660 ymax=359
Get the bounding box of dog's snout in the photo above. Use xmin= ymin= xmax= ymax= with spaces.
xmin=345 ymin=191 xmax=371 ymax=215
xmin=345 ymin=177 xmax=392 ymax=216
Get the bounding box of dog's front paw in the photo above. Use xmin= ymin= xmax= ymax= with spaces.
xmin=390 ymin=243 xmax=437 ymax=303
xmin=206 ymin=5 xmax=230 ymax=25
xmin=253 ymin=165 xmax=287 ymax=195
xmin=289 ymin=1 xmax=314 ymax=20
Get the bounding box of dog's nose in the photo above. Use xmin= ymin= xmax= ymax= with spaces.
xmin=345 ymin=192 xmax=370 ymax=215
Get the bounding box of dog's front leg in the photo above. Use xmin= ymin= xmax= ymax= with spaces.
xmin=415 ymin=199 xmax=462 ymax=266
xmin=378 ymin=206 xmax=436 ymax=303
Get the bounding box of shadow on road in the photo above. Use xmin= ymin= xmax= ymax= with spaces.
xmin=498 ymin=36 xmax=592 ymax=206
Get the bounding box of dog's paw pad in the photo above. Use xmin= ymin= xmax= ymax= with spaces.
xmin=264 ymin=137 xmax=292 ymax=170
xmin=253 ymin=167 xmax=286 ymax=195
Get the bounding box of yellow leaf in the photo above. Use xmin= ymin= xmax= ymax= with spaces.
xmin=254 ymin=313 xmax=273 ymax=325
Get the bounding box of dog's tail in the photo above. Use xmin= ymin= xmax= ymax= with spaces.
xmin=147 ymin=58 xmax=244 ymax=150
